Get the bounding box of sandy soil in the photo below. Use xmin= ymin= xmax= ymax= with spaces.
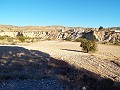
xmin=20 ymin=41 xmax=120 ymax=81
xmin=95 ymin=44 xmax=120 ymax=60
xmin=23 ymin=41 xmax=120 ymax=60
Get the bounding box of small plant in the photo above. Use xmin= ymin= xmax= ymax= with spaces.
xmin=0 ymin=35 xmax=8 ymax=40
xmin=17 ymin=36 xmax=26 ymax=43
xmin=31 ymin=38 xmax=34 ymax=43
xmin=7 ymin=37 xmax=14 ymax=42
xmin=80 ymin=39 xmax=97 ymax=53
xmin=99 ymin=26 xmax=103 ymax=30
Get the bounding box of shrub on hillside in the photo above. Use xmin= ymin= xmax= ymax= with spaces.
xmin=31 ymin=38 xmax=34 ymax=43
xmin=17 ymin=36 xmax=26 ymax=43
xmin=0 ymin=35 xmax=8 ymax=40
xmin=80 ymin=38 xmax=97 ymax=53
xmin=7 ymin=37 xmax=14 ymax=42
xmin=99 ymin=26 xmax=103 ymax=30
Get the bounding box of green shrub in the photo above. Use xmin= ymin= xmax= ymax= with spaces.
xmin=90 ymin=41 xmax=97 ymax=52
xmin=31 ymin=38 xmax=34 ymax=43
xmin=99 ymin=26 xmax=103 ymax=30
xmin=17 ymin=36 xmax=26 ymax=42
xmin=7 ymin=37 xmax=14 ymax=42
xmin=0 ymin=35 xmax=8 ymax=40
xmin=80 ymin=39 xmax=97 ymax=53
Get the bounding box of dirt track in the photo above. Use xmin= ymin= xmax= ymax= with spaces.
xmin=22 ymin=41 xmax=120 ymax=81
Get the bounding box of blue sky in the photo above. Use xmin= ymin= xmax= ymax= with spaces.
xmin=0 ymin=0 xmax=120 ymax=27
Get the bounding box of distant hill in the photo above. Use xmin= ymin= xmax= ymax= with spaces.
xmin=110 ymin=27 xmax=120 ymax=30
xmin=0 ymin=24 xmax=120 ymax=45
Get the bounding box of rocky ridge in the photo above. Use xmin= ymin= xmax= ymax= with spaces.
xmin=0 ymin=25 xmax=120 ymax=44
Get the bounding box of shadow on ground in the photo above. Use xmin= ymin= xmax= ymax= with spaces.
xmin=0 ymin=46 xmax=119 ymax=90
xmin=61 ymin=49 xmax=83 ymax=52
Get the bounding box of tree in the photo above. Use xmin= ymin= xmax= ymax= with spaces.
xmin=17 ymin=36 xmax=26 ymax=42
xmin=16 ymin=32 xmax=25 ymax=42
xmin=99 ymin=26 xmax=103 ymax=30
xmin=80 ymin=38 xmax=97 ymax=53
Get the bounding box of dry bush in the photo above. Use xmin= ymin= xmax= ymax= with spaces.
xmin=80 ymin=38 xmax=97 ymax=53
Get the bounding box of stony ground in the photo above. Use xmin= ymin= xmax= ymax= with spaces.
xmin=0 ymin=41 xmax=120 ymax=90
xmin=23 ymin=41 xmax=120 ymax=81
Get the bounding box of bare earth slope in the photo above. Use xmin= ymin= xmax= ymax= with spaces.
xmin=23 ymin=41 xmax=120 ymax=81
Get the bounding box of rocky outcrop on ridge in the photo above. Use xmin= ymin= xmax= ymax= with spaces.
xmin=0 ymin=25 xmax=120 ymax=44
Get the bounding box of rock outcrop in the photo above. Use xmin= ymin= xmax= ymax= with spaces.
xmin=0 ymin=24 xmax=120 ymax=44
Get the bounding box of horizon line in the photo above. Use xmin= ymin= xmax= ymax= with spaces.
xmin=0 ymin=24 xmax=119 ymax=28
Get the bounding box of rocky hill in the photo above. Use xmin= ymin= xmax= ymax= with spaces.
xmin=0 ymin=24 xmax=120 ymax=44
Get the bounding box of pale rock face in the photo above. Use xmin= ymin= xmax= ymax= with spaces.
xmin=0 ymin=25 xmax=120 ymax=43
xmin=93 ymin=31 xmax=105 ymax=42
